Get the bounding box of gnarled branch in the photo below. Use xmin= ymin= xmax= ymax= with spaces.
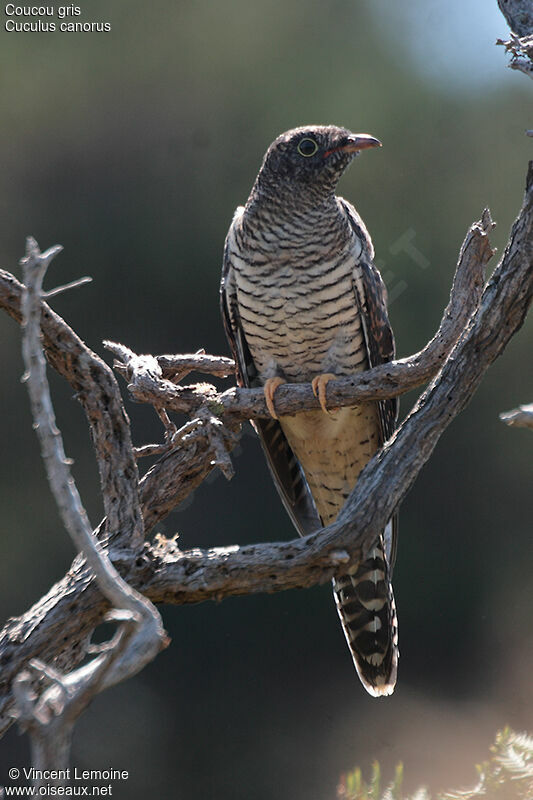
xmin=0 ymin=266 xmax=143 ymax=551
xmin=0 ymin=167 xmax=532 ymax=740
xmin=497 ymin=0 xmax=533 ymax=78
xmin=11 ymin=239 xmax=167 ymax=780
xmin=497 ymin=0 xmax=533 ymax=37
xmin=104 ymin=210 xmax=493 ymax=422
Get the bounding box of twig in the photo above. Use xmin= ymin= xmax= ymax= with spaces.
xmin=157 ymin=352 xmax=235 ymax=380
xmin=0 ymin=269 xmax=144 ymax=551
xmin=43 ymin=276 xmax=92 ymax=298
xmin=134 ymin=419 xmax=202 ymax=459
xmin=13 ymin=238 xmax=168 ymax=777
xmin=196 ymin=406 xmax=236 ymax=480
xmin=496 ymin=31 xmax=533 ymax=78
xmin=134 ymin=442 xmax=170 ymax=458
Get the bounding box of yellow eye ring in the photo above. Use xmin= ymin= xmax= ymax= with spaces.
xmin=297 ymin=137 xmax=319 ymax=157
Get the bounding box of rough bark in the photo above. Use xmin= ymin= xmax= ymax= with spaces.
xmin=10 ymin=240 xmax=167 ymax=779
xmin=0 ymin=163 xmax=531 ymax=737
xmin=104 ymin=211 xmax=492 ymax=422
xmin=498 ymin=0 xmax=533 ymax=37
xmin=0 ymin=267 xmax=143 ymax=551
xmin=497 ymin=0 xmax=533 ymax=78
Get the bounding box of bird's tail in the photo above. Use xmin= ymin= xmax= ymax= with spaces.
xmin=333 ymin=533 xmax=398 ymax=697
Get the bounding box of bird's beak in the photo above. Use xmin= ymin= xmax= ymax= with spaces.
xmin=324 ymin=134 xmax=382 ymax=157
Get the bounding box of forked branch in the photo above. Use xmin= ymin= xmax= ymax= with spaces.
xmin=105 ymin=210 xmax=493 ymax=421
xmin=0 ymin=168 xmax=532 ymax=741
xmin=10 ymin=239 xmax=168 ymax=779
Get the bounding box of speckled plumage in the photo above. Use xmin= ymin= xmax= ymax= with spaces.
xmin=221 ymin=125 xmax=399 ymax=696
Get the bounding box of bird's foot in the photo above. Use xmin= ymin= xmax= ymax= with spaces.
xmin=263 ymin=377 xmax=286 ymax=419
xmin=311 ymin=373 xmax=337 ymax=416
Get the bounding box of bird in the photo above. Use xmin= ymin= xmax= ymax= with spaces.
xmin=220 ymin=125 xmax=399 ymax=696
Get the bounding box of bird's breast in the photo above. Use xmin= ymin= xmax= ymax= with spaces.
xmin=231 ymin=243 xmax=368 ymax=383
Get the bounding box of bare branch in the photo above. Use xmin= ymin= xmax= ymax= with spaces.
xmin=12 ymin=238 xmax=168 ymax=773
xmin=103 ymin=342 xmax=238 ymax=477
xmin=20 ymin=239 xmax=128 ymax=604
xmin=497 ymin=2 xmax=533 ymax=76
xmin=134 ymin=419 xmax=203 ymax=459
xmin=0 ymin=0 xmax=529 ymax=766
xmin=195 ymin=406 xmax=237 ymax=480
xmin=0 ymin=267 xmax=144 ymax=551
xmin=107 ymin=210 xmax=492 ymax=420
xmin=497 ymin=33 xmax=533 ymax=78
xmin=125 ymin=164 xmax=533 ymax=607
xmin=498 ymin=0 xmax=533 ymax=37
xmin=137 ymin=419 xmax=224 ymax=529
xmin=157 ymin=352 xmax=235 ymax=379
xmin=495 ymin=0 xmax=533 ymax=432
xmin=11 ymin=617 xmax=136 ymax=781
xmin=104 ymin=341 xmax=234 ymax=382
xmin=43 ymin=275 xmax=93 ymax=298
xmin=19 ymin=238 xmax=148 ymax=615
xmin=0 ymin=165 xmax=531 ymax=740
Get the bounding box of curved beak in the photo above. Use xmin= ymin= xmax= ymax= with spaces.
xmin=324 ymin=134 xmax=382 ymax=157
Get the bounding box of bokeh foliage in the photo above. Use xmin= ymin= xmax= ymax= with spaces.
xmin=339 ymin=728 xmax=533 ymax=799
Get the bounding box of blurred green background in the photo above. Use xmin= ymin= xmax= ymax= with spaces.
xmin=0 ymin=1 xmax=532 ymax=797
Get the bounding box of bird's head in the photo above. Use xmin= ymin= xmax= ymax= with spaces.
xmin=251 ymin=125 xmax=381 ymax=204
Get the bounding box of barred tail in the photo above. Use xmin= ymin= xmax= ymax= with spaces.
xmin=333 ymin=534 xmax=398 ymax=697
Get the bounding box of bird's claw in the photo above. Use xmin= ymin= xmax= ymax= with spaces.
xmin=311 ymin=373 xmax=337 ymax=416
xmin=263 ymin=377 xmax=286 ymax=419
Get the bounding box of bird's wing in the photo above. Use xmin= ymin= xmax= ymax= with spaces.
xmin=339 ymin=198 xmax=399 ymax=568
xmin=220 ymin=214 xmax=322 ymax=537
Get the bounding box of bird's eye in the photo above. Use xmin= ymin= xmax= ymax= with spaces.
xmin=297 ymin=138 xmax=319 ymax=157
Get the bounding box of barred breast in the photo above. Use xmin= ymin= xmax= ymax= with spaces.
xmin=227 ymin=205 xmax=381 ymax=526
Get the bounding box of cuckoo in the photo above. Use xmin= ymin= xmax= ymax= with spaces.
xmin=220 ymin=125 xmax=399 ymax=696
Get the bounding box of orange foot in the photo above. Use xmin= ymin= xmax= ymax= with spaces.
xmin=263 ymin=377 xmax=286 ymax=419
xmin=311 ymin=373 xmax=337 ymax=415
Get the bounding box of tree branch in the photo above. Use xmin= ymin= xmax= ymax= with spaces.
xmin=0 ymin=167 xmax=531 ymax=739
xmin=134 ymin=166 xmax=533 ymax=607
xmin=105 ymin=210 xmax=493 ymax=422
xmin=157 ymin=351 xmax=235 ymax=380
xmin=0 ymin=266 xmax=143 ymax=551
xmin=10 ymin=239 xmax=167 ymax=780
xmin=497 ymin=1 xmax=533 ymax=78
xmin=497 ymin=32 xmax=533 ymax=79
xmin=497 ymin=0 xmax=533 ymax=37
